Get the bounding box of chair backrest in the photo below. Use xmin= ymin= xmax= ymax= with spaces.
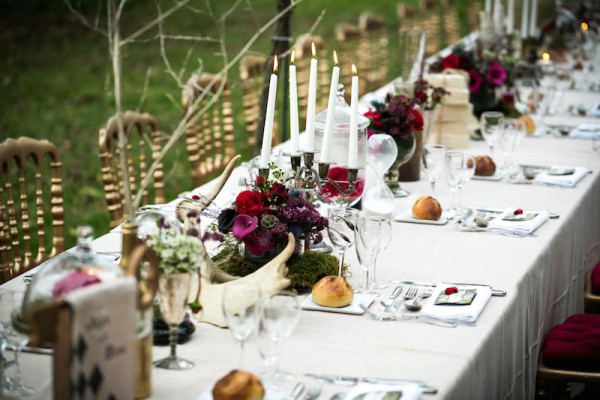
xmin=466 ymin=0 xmax=482 ymax=33
xmin=294 ymin=34 xmax=329 ymax=128
xmin=419 ymin=0 xmax=442 ymax=55
xmin=99 ymin=111 xmax=165 ymax=228
xmin=183 ymin=73 xmax=235 ymax=187
xmin=397 ymin=3 xmax=418 ymax=32
xmin=335 ymin=23 xmax=362 ymax=97
xmin=441 ymin=0 xmax=461 ymax=46
xmin=0 ymin=137 xmax=65 ymax=283
xmin=358 ymin=13 xmax=389 ymax=93
xmin=239 ymin=57 xmax=280 ymax=155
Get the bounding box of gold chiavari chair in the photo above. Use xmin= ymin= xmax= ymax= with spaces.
xmin=99 ymin=111 xmax=165 ymax=228
xmin=466 ymin=0 xmax=482 ymax=33
xmin=397 ymin=3 xmax=418 ymax=32
xmin=419 ymin=0 xmax=442 ymax=55
xmin=0 ymin=137 xmax=65 ymax=283
xmin=294 ymin=34 xmax=329 ymax=127
xmin=359 ymin=13 xmax=389 ymax=94
xmin=183 ymin=72 xmax=235 ymax=187
xmin=239 ymin=56 xmax=280 ymax=155
xmin=336 ymin=23 xmax=362 ymax=97
xmin=441 ymin=0 xmax=461 ymax=47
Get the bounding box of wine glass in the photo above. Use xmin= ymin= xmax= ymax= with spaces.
xmin=257 ymin=291 xmax=300 ymax=387
xmin=222 ymin=282 xmax=261 ymax=368
xmin=0 ymin=290 xmax=33 ymax=398
xmin=456 ymin=153 xmax=476 ymax=213
xmin=364 ymin=216 xmax=392 ymax=290
xmin=354 ymin=216 xmax=383 ymax=294
xmin=327 ymin=207 xmax=359 ymax=276
xmin=480 ymin=111 xmax=504 ymax=156
xmin=153 ymin=273 xmax=194 ymax=370
xmin=445 ymin=152 xmax=464 ymax=217
xmin=421 ymin=144 xmax=447 ymax=195
xmin=499 ymin=119 xmax=526 ymax=179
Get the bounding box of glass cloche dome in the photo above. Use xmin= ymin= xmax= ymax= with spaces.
xmin=16 ymin=225 xmax=123 ymax=333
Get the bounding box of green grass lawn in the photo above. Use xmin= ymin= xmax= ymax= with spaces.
xmin=1 ymin=0 xmax=470 ymax=248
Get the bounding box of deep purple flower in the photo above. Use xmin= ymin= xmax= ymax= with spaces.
xmin=217 ymin=208 xmax=237 ymax=234
xmin=232 ymin=214 xmax=258 ymax=240
xmin=486 ymin=62 xmax=507 ymax=86
xmin=468 ymin=70 xmax=484 ymax=95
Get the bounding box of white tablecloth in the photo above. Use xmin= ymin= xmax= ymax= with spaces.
xmin=3 ymin=85 xmax=600 ymax=400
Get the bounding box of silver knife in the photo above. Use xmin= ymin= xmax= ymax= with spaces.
xmin=476 ymin=207 xmax=559 ymax=219
xmin=392 ymin=280 xmax=507 ymax=297
xmin=304 ymin=373 xmax=437 ymax=394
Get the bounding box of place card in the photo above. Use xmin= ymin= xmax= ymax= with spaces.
xmin=502 ymin=212 xmax=538 ymax=222
xmin=434 ymin=289 xmax=477 ymax=306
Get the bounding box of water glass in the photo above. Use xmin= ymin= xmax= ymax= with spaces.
xmin=257 ymin=292 xmax=300 ymax=387
xmin=480 ymin=111 xmax=504 ymax=156
xmin=327 ymin=207 xmax=359 ymax=276
xmin=222 ymin=282 xmax=261 ymax=368
xmin=421 ymin=144 xmax=446 ymax=195
xmin=0 ymin=290 xmax=33 ymax=398
xmin=354 ymin=216 xmax=392 ymax=292
xmin=499 ymin=119 xmax=526 ymax=179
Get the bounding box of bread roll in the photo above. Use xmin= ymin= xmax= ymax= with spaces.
xmin=213 ymin=370 xmax=265 ymax=400
xmin=474 ymin=155 xmax=496 ymax=176
xmin=412 ymin=196 xmax=442 ymax=221
xmin=312 ymin=275 xmax=354 ymax=308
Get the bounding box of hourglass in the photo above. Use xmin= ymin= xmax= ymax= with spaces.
xmin=362 ymin=134 xmax=398 ymax=217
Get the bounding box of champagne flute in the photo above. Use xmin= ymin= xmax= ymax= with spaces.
xmin=480 ymin=111 xmax=504 ymax=156
xmin=327 ymin=207 xmax=359 ymax=276
xmin=222 ymin=282 xmax=260 ymax=368
xmin=457 ymin=153 xmax=475 ymax=213
xmin=369 ymin=217 xmax=392 ymax=290
xmin=1 ymin=290 xmax=33 ymax=398
xmin=354 ymin=216 xmax=382 ymax=294
xmin=153 ymin=273 xmax=194 ymax=370
xmin=445 ymin=152 xmax=463 ymax=217
xmin=499 ymin=119 xmax=526 ymax=179
xmin=421 ymin=144 xmax=446 ymax=195
xmin=257 ymin=291 xmax=300 ymax=387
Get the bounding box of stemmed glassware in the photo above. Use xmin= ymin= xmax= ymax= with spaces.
xmin=480 ymin=111 xmax=504 ymax=156
xmin=222 ymin=282 xmax=261 ymax=368
xmin=456 ymin=153 xmax=476 ymax=213
xmin=1 ymin=290 xmax=33 ymax=398
xmin=421 ymin=144 xmax=446 ymax=195
xmin=499 ymin=118 xmax=526 ymax=179
xmin=327 ymin=207 xmax=359 ymax=276
xmin=354 ymin=216 xmax=392 ymax=293
xmin=257 ymin=291 xmax=300 ymax=388
xmin=153 ymin=273 xmax=194 ymax=370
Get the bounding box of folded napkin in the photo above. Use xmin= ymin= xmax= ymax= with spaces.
xmin=421 ymin=284 xmax=492 ymax=323
xmin=344 ymin=383 xmax=423 ymax=400
xmin=488 ymin=208 xmax=550 ymax=234
xmin=533 ymin=166 xmax=591 ymax=188
xmin=569 ymin=124 xmax=600 ymax=140
xmin=588 ymin=104 xmax=600 ymax=118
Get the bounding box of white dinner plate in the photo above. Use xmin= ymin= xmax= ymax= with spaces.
xmin=393 ymin=209 xmax=448 ymax=225
xmin=301 ymin=293 xmax=378 ymax=315
xmin=472 ymin=172 xmax=503 ymax=181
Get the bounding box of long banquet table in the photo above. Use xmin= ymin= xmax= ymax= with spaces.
xmin=3 ymin=77 xmax=600 ymax=400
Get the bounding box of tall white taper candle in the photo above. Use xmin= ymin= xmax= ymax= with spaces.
xmin=521 ymin=0 xmax=529 ymax=38
xmin=289 ymin=51 xmax=299 ymax=154
xmin=305 ymin=43 xmax=318 ymax=152
xmin=348 ymin=64 xmax=359 ymax=169
xmin=320 ymin=51 xmax=339 ymax=164
xmin=260 ymin=57 xmax=278 ymax=168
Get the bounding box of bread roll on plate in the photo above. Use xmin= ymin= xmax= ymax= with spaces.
xmin=311 ymin=275 xmax=354 ymax=308
xmin=213 ymin=370 xmax=265 ymax=400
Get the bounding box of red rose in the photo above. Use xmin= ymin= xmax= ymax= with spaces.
xmin=441 ymin=54 xmax=460 ymax=70
xmin=364 ymin=110 xmax=381 ymax=120
xmin=407 ymin=109 xmax=424 ymax=131
xmin=513 ymin=208 xmax=523 ymax=215
xmin=235 ymin=190 xmax=265 ymax=216
xmin=415 ymin=90 xmax=428 ymax=104
xmin=255 ymin=175 xmax=266 ymax=187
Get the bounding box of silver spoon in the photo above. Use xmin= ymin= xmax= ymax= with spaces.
xmin=289 ymin=382 xmax=306 ymax=400
xmin=474 ymin=212 xmax=489 ymax=228
xmin=403 ymin=292 xmax=432 ymax=312
xmin=380 ymin=285 xmax=403 ymax=308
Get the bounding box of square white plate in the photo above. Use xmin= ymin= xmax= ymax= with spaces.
xmin=472 ymin=172 xmax=503 ymax=181
xmin=301 ymin=292 xmax=378 ymax=315
xmin=393 ymin=209 xmax=448 ymax=225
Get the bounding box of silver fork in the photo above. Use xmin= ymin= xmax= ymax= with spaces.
xmin=404 ymin=285 xmax=418 ymax=299
xmin=304 ymin=380 xmax=323 ymax=400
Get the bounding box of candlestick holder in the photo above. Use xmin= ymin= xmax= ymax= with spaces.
xmin=257 ymin=167 xmax=270 ymax=181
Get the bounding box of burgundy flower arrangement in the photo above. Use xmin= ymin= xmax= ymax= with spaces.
xmin=365 ymin=93 xmax=424 ymax=143
xmin=216 ymin=173 xmax=328 ymax=258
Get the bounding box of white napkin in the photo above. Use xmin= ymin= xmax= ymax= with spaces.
xmin=421 ymin=284 xmax=492 ymax=323
xmin=344 ymin=383 xmax=423 ymax=400
xmin=588 ymin=104 xmax=600 ymax=118
xmin=569 ymin=124 xmax=600 ymax=140
xmin=533 ymin=166 xmax=591 ymax=188
xmin=488 ymin=208 xmax=550 ymax=234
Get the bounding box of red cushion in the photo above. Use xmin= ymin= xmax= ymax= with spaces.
xmin=592 ymin=262 xmax=600 ymax=295
xmin=543 ymin=314 xmax=600 ymax=371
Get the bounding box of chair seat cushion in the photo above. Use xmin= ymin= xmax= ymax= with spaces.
xmin=543 ymin=314 xmax=600 ymax=371
xmin=592 ymin=262 xmax=600 ymax=295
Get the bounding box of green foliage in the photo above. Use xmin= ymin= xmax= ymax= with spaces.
xmin=213 ymin=246 xmax=339 ymax=291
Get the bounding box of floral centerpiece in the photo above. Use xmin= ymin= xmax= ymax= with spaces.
xmin=365 ymin=93 xmax=425 ymax=183
xmin=215 ymin=165 xmax=328 ymax=261
xmin=429 ymin=47 xmax=510 ymax=117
